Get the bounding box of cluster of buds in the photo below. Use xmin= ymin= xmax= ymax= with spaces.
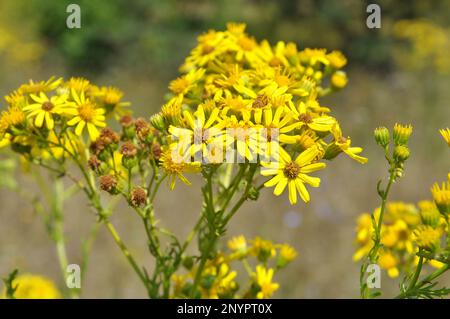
xmin=374 ymin=123 xmax=412 ymax=179
xmin=88 ymin=116 xmax=163 ymax=207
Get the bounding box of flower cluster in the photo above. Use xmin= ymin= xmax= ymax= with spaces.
xmin=354 ymin=201 xmax=448 ymax=278
xmin=0 ymin=77 xmax=130 ymax=162
xmin=171 ymin=235 xmax=297 ymax=299
xmin=152 ymin=23 xmax=367 ymax=205
xmin=393 ymin=19 xmax=450 ymax=74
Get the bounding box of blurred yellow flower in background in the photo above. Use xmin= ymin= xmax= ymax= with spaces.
xmin=2 ymin=274 xmax=60 ymax=299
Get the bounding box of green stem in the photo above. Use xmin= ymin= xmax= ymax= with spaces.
xmin=407 ymin=255 xmax=424 ymax=291
xmin=103 ymin=219 xmax=148 ymax=286
xmin=360 ymin=163 xmax=396 ymax=298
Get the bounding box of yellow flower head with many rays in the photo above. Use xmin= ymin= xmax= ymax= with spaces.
xmin=66 ymin=89 xmax=106 ymax=141
xmin=254 ymin=265 xmax=279 ymax=299
xmin=261 ymin=146 xmax=326 ymax=204
xmin=23 ymin=92 xmax=70 ymax=130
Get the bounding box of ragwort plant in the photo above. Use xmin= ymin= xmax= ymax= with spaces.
xmin=1 ymin=23 xmax=368 ymax=298
xmin=356 ymin=125 xmax=450 ymax=299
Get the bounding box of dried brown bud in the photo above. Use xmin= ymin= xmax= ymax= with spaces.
xmin=151 ymin=142 xmax=162 ymax=160
xmin=120 ymin=141 xmax=138 ymax=157
xmin=99 ymin=175 xmax=118 ymax=194
xmin=130 ymin=187 xmax=147 ymax=207
xmin=120 ymin=115 xmax=134 ymax=128
xmin=135 ymin=118 xmax=151 ymax=140
xmin=88 ymin=155 xmax=101 ymax=171
xmin=90 ymin=139 xmax=106 ymax=155
xmin=100 ymin=127 xmax=120 ymax=145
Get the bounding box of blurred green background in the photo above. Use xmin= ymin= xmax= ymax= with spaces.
xmin=0 ymin=0 xmax=449 ymax=298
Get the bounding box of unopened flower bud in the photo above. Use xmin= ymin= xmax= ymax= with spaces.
xmin=331 ymin=71 xmax=348 ymax=89
xmin=393 ymin=123 xmax=412 ymax=146
xmin=150 ymin=113 xmax=166 ymax=132
xmin=393 ymin=145 xmax=410 ymax=162
xmin=374 ymin=127 xmax=390 ymax=147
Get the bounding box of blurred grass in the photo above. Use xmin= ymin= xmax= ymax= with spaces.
xmin=0 ymin=0 xmax=449 ymax=298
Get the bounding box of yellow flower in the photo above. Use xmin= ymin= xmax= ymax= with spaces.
xmin=5 ymin=90 xmax=26 ymax=107
xmin=227 ymin=235 xmax=247 ymax=254
xmin=23 ymin=92 xmax=70 ymax=130
xmin=18 ymin=77 xmax=62 ymax=95
xmin=93 ymin=86 xmax=131 ymax=117
xmin=201 ymin=263 xmax=237 ymax=299
xmin=327 ymin=50 xmax=347 ymax=69
xmin=413 ymin=225 xmax=442 ymax=251
xmin=290 ymin=101 xmax=336 ymax=133
xmin=440 ymin=128 xmax=450 ymax=147
xmin=262 ymin=146 xmax=326 ymax=204
xmin=250 ymin=237 xmax=276 ymax=262
xmin=258 ymin=40 xmax=290 ymax=68
xmin=379 ymin=252 xmax=399 ymax=278
xmin=221 ymin=116 xmax=264 ymax=162
xmin=329 ymin=124 xmax=368 ymax=164
xmin=169 ymin=105 xmax=223 ymax=163
xmin=234 ymin=82 xmax=291 ymax=124
xmin=277 ymin=244 xmax=298 ymax=267
xmin=0 ymin=106 xmax=25 ymax=131
xmin=254 ymin=266 xmax=279 ymax=299
xmin=169 ymin=68 xmax=205 ymax=96
xmin=159 ymin=147 xmax=201 ymax=190
xmin=2 ymin=274 xmax=61 ymax=299
xmin=352 ymin=213 xmax=373 ymax=261
xmin=181 ymin=30 xmax=226 ymax=70
xmin=331 ymin=71 xmax=348 ymax=89
xmin=161 ymin=95 xmax=183 ymax=125
xmin=63 ymin=77 xmax=91 ymax=93
xmin=66 ymin=89 xmax=106 ymax=141
xmin=431 ymin=181 xmax=450 ymax=215
xmin=393 ymin=123 xmax=412 ymax=146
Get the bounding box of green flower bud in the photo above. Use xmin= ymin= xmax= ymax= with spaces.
xmin=323 ymin=143 xmax=342 ymax=160
xmin=150 ymin=113 xmax=166 ymax=132
xmin=374 ymin=127 xmax=390 ymax=147
xmin=393 ymin=145 xmax=410 ymax=162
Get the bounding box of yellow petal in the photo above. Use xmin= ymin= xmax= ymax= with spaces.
xmin=288 ymin=180 xmax=297 ymax=204
xmin=67 ymin=116 xmax=81 ymax=126
xmin=295 ymin=179 xmax=310 ymax=202
xmin=75 ymin=120 xmax=85 ymax=136
xmin=273 ymin=177 xmax=287 ymax=196
xmin=45 ymin=112 xmax=54 ymax=130
xmin=264 ymin=173 xmax=283 ymax=187
xmin=87 ymin=123 xmax=100 ymax=140
xmin=35 ymin=111 xmax=45 ymax=128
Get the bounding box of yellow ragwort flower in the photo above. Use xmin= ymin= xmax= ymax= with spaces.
xmin=159 ymin=147 xmax=201 ymax=190
xmin=66 ymin=89 xmax=106 ymax=141
xmin=254 ymin=265 xmax=279 ymax=299
xmin=431 ymin=181 xmax=450 ymax=215
xmin=23 ymin=92 xmax=70 ymax=130
xmin=262 ymin=146 xmax=326 ymax=204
